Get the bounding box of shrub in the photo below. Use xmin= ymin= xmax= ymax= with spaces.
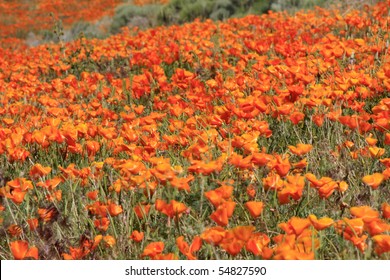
xmin=270 ymin=0 xmax=327 ymax=12
xmin=110 ymin=4 xmax=163 ymax=33
xmin=158 ymin=0 xmax=272 ymax=25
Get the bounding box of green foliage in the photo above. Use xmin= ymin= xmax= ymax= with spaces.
xmin=270 ymin=0 xmax=328 ymax=12
xmin=110 ymin=4 xmax=163 ymax=34
xmin=158 ymin=0 xmax=272 ymax=25
xmin=158 ymin=0 xmax=212 ymax=24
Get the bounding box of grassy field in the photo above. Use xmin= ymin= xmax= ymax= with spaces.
xmin=0 ymin=0 xmax=389 ymax=260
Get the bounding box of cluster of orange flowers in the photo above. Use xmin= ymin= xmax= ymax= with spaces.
xmin=1 ymin=0 xmax=390 ymax=260
xmin=139 ymin=204 xmax=390 ymax=260
xmin=0 ymin=0 xmax=123 ymax=40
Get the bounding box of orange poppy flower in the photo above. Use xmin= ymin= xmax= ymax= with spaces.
xmin=155 ymin=199 xmax=167 ymax=212
xmin=204 ymin=184 xmax=233 ymax=207
xmin=245 ymin=201 xmax=264 ymax=218
xmin=245 ymin=232 xmax=272 ymax=258
xmin=365 ymin=135 xmax=378 ymax=146
xmin=232 ymin=225 xmax=255 ymax=242
xmin=220 ymin=238 xmax=245 ymax=256
xmin=62 ymin=247 xmax=86 ymax=260
xmin=251 ymin=152 xmax=273 ymax=166
xmin=171 ymin=200 xmax=188 ymax=215
xmin=289 ymin=218 xmax=312 ymax=236
xmin=305 ymin=173 xmax=325 ymax=188
xmin=383 ymin=168 xmax=390 ymax=180
xmin=8 ymin=224 xmax=23 ymax=237
xmin=215 ymin=184 xmax=234 ymax=199
xmin=246 ymin=184 xmax=256 ymax=198
xmin=7 ymin=189 xmax=27 ymax=204
xmin=350 ymin=206 xmax=379 ymax=223
xmin=350 ymin=150 xmax=359 ymax=159
xmin=305 ymin=173 xmax=338 ymax=198
xmin=210 ymin=206 xmax=229 ymax=227
xmin=152 ymin=253 xmax=178 ymax=260
xmin=204 ymin=190 xmax=225 ymax=207
xmin=308 ymin=214 xmax=334 ymax=230
xmin=86 ymin=140 xmax=101 ymax=157
xmin=176 ymin=236 xmax=202 ymax=260
xmin=10 ymin=240 xmax=38 ymax=260
xmin=344 ymin=141 xmax=355 ymax=149
xmin=86 ymin=201 xmax=108 ymax=218
xmin=87 ymin=190 xmax=99 ymax=200
xmin=27 ymin=218 xmax=38 ymax=231
xmin=98 ymin=126 xmax=117 ymax=140
xmin=288 ymin=143 xmax=313 ymax=156
xmin=278 ymin=173 xmax=305 ymax=204
xmin=2 ymin=118 xmax=14 ymax=126
xmin=49 ymin=190 xmax=62 ymax=202
xmin=312 ymin=114 xmax=324 ymax=127
xmin=31 ymin=130 xmax=50 ymax=148
xmin=351 ymin=234 xmax=368 ymax=252
xmin=385 ymin=133 xmax=390 ymax=145
xmin=338 ymin=181 xmax=349 ymax=192
xmin=117 ymin=160 xmax=143 ymax=175
xmin=141 ymin=241 xmax=165 ymax=258
xmin=107 ymin=201 xmax=123 ymax=217
xmin=155 ymin=199 xmax=187 ymax=218
xmin=200 ymin=226 xmax=226 ymax=245
xmin=29 ymin=164 xmax=51 ymax=179
xmin=365 ymin=219 xmax=390 ymax=236
xmin=289 ymin=111 xmax=305 ymax=125
xmin=279 ymin=217 xmax=311 ymax=236
xmin=380 ymin=158 xmax=390 ymax=168
xmin=372 ymin=235 xmax=390 ymax=255
xmin=362 ymin=173 xmax=385 ymax=189
xmin=188 ymin=157 xmax=225 ymax=175
xmin=103 ymin=235 xmax=116 ymax=247
xmin=169 ymin=176 xmax=193 ymax=192
xmin=293 ymin=158 xmax=308 ymax=169
xmin=273 ymin=246 xmax=315 ymax=260
xmin=318 ymin=181 xmax=338 ymax=198
xmin=368 ymin=146 xmax=385 ymax=158
xmin=94 ymin=217 xmax=110 ymax=231
xmin=36 ymin=177 xmax=62 ymax=191
xmin=210 ymin=201 xmax=236 ymax=226
xmin=382 ymin=202 xmax=390 ymax=219
xmin=339 ymin=115 xmax=359 ymax=130
xmin=37 ymin=206 xmax=59 ymax=223
xmin=335 ymin=218 xmax=364 ymax=238
xmin=6 ymin=178 xmax=33 ymax=191
xmin=92 ymin=235 xmax=103 ymax=250
xmin=263 ymin=173 xmax=284 ymax=191
xmin=189 ymin=236 xmax=202 ymax=252
xmin=59 ymin=163 xmax=81 ymax=180
xmin=229 ymin=153 xmax=253 ymax=169
xmin=130 ymin=230 xmax=144 ymax=242
xmin=272 ymin=155 xmax=291 ymax=177
xmin=134 ymin=204 xmax=151 ymax=219
xmin=134 ymin=105 xmax=145 ymax=115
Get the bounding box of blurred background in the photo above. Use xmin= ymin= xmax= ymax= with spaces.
xmin=0 ymin=0 xmax=380 ymax=46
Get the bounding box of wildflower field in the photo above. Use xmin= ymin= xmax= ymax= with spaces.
xmin=0 ymin=0 xmax=390 ymax=260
